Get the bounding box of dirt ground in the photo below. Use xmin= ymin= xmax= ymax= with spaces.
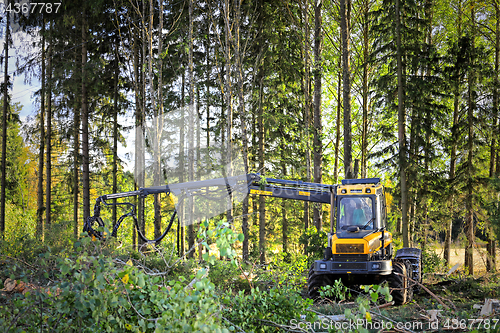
xmin=434 ymin=246 xmax=500 ymax=273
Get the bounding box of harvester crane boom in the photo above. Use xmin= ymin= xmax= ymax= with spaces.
xmin=83 ymin=173 xmax=335 ymax=243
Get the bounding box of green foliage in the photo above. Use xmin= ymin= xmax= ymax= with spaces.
xmin=0 ymin=234 xmax=62 ymax=287
xmin=387 ymin=210 xmax=401 ymax=235
xmin=4 ymin=205 xmax=36 ymax=242
xmin=1 ymin=249 xmax=227 ymax=332
xmin=257 ymin=252 xmax=309 ymax=291
xmin=0 ymin=226 xmax=41 ymax=262
xmin=257 ymin=176 xmax=268 ymax=189
xmin=199 ymin=220 xmax=242 ymax=265
xmin=207 ymin=260 xmax=251 ymax=293
xmin=340 ymin=285 xmax=392 ymax=333
xmin=319 ymin=279 xmax=348 ymax=301
xmin=0 ymin=102 xmax=31 ymax=208
xmin=485 ymin=178 xmax=500 ymax=239
xmin=299 ymin=226 xmax=327 ymax=260
xmin=221 ymin=286 xmax=315 ymax=332
xmin=422 ymin=247 xmax=446 ymax=274
xmin=0 ymin=221 xmax=248 ymax=332
xmin=390 ymin=235 xmax=404 ymax=254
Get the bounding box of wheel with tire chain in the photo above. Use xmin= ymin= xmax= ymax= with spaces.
xmin=389 ymin=261 xmax=409 ymax=305
xmin=414 ymin=253 xmax=423 ymax=294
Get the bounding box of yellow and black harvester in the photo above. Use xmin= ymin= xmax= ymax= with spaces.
xmin=85 ymin=175 xmax=421 ymax=304
xmin=308 ymin=178 xmax=422 ymax=305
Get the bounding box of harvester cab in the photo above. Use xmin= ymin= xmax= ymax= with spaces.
xmin=330 ymin=178 xmax=390 ymax=257
xmin=308 ymin=178 xmax=422 ymax=305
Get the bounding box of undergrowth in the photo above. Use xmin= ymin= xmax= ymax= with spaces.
xmin=2 ymin=224 xmax=500 ymax=333
xmin=0 ymin=222 xmax=317 ymax=333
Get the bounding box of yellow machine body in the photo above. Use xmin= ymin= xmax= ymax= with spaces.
xmin=331 ymin=231 xmax=393 ymax=255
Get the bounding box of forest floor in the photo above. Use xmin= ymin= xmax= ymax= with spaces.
xmin=2 ymin=238 xmax=500 ymax=332
xmin=308 ymin=248 xmax=500 ymax=333
xmin=309 ymin=274 xmax=500 ymax=333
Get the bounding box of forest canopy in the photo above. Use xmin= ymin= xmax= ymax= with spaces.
xmin=0 ymin=0 xmax=499 ymax=277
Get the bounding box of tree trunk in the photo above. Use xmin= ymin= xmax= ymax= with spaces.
xmin=196 ymin=88 xmax=203 ymax=261
xmin=0 ymin=1 xmax=10 ymax=239
xmin=139 ymin=1 xmax=147 ymax=244
xmin=423 ymin=0 xmax=435 ymax=255
xmin=224 ymin=0 xmax=234 ymax=225
xmin=146 ymin=0 xmax=161 ymax=242
xmin=334 ymin=51 xmax=341 ymax=184
xmin=73 ymin=47 xmax=81 ymax=239
xmin=179 ymin=72 xmax=186 ymax=256
xmin=81 ymin=10 xmax=91 ymax=223
xmin=408 ymin=91 xmax=416 ymax=242
xmin=301 ymin=0 xmax=311 ymax=247
xmin=445 ymin=93 xmax=459 ymax=266
xmin=251 ymin=86 xmax=258 ymax=251
xmin=395 ymin=0 xmax=409 ymax=247
xmin=408 ymin=72 xmax=417 ymax=239
xmin=235 ymin=0 xmax=250 ymax=260
xmin=258 ymin=75 xmax=266 ymax=264
xmin=444 ymin=2 xmax=462 ymax=266
xmin=421 ymin=123 xmax=430 ymax=255
xmin=132 ymin=13 xmax=141 ymax=250
xmin=487 ymin=0 xmax=499 ymax=272
xmin=46 ymin=40 xmax=52 ymax=228
xmin=37 ymin=27 xmax=46 ymax=241
xmin=313 ymin=0 xmax=323 ymax=231
xmin=188 ymin=0 xmax=195 ymax=257
xmin=203 ymin=18 xmax=211 ymax=258
xmin=465 ymin=83 xmax=475 ymax=275
xmin=206 ymin=21 xmax=211 ymax=150
xmin=361 ymin=0 xmax=370 ymax=178
xmin=341 ymin=0 xmax=352 ymax=180
xmin=465 ymin=4 xmax=476 ymax=275
xmin=154 ymin=0 xmax=164 ymax=244
xmin=112 ymin=40 xmax=119 ymax=225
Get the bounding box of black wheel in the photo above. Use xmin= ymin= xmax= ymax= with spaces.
xmin=308 ymin=265 xmax=329 ymax=300
xmin=414 ymin=253 xmax=423 ymax=294
xmin=389 ymin=261 xmax=408 ymax=305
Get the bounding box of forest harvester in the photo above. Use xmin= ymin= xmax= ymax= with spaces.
xmin=84 ymin=174 xmax=421 ymax=305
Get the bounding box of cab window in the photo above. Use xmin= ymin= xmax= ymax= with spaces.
xmin=338 ymin=197 xmax=373 ymax=230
